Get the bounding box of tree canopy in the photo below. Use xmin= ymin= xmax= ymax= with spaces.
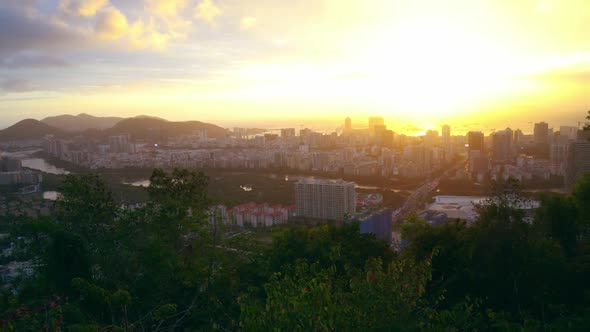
xmin=1 ymin=169 xmax=589 ymax=330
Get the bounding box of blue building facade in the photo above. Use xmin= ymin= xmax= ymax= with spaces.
xmin=349 ymin=208 xmax=393 ymax=243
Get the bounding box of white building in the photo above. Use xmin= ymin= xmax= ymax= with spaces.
xmin=295 ymin=178 xmax=356 ymax=220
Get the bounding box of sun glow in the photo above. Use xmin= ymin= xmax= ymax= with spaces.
xmin=1 ymin=0 xmax=589 ymax=131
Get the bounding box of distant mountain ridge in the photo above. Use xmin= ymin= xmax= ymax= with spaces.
xmin=107 ymin=117 xmax=229 ymax=139
xmin=0 ymin=114 xmax=228 ymax=142
xmin=0 ymin=119 xmax=66 ymax=141
xmin=41 ymin=113 xmax=124 ymax=132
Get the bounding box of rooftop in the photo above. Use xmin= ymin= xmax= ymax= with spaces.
xmin=296 ymin=177 xmax=355 ymax=186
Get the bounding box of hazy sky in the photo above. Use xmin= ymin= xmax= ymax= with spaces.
xmin=0 ymin=0 xmax=589 ymax=133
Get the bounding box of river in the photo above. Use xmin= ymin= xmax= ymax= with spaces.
xmin=21 ymin=158 xmax=70 ymax=175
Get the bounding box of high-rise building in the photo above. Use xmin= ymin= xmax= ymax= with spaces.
xmin=109 ymin=134 xmax=132 ymax=153
xmin=551 ymin=135 xmax=570 ymax=176
xmin=382 ymin=130 xmax=394 ymax=148
xmin=424 ymin=130 xmax=439 ymax=147
xmin=560 ymin=126 xmax=578 ymax=141
xmin=467 ymin=131 xmax=484 ymax=152
xmin=492 ymin=130 xmax=512 ymax=162
xmin=233 ymin=127 xmax=247 ymax=139
xmin=442 ymin=125 xmax=450 ymax=146
xmin=469 ymin=150 xmax=490 ymax=178
xmin=281 ymin=128 xmax=296 ymax=137
xmin=295 ymin=178 xmax=356 ymax=220
xmin=534 ymin=122 xmax=549 ymax=145
xmin=0 ymin=158 xmax=22 ymax=172
xmin=43 ymin=135 xmax=68 ymax=158
xmin=368 ymin=116 xmax=385 ymax=131
xmin=374 ymin=124 xmax=387 ymax=144
xmin=565 ymin=140 xmax=590 ymax=191
xmin=344 ymin=117 xmax=352 ymax=131
xmin=442 ymin=125 xmax=451 ymax=162
xmin=299 ymin=128 xmax=312 ymax=137
xmin=198 ymin=129 xmax=208 ymax=142
xmin=514 ymin=129 xmax=524 ymax=146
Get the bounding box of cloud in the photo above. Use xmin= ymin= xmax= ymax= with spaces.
xmin=240 ymin=16 xmax=256 ymax=30
xmin=0 ymin=79 xmax=36 ymax=93
xmin=195 ymin=0 xmax=221 ymax=24
xmin=128 ymin=18 xmax=173 ymax=50
xmin=0 ymin=0 xmax=38 ymax=14
xmin=60 ymin=0 xmax=109 ymax=17
xmin=148 ymin=0 xmax=187 ymax=16
xmin=0 ymin=54 xmax=70 ymax=68
xmin=95 ymin=6 xmax=128 ymax=40
xmin=0 ymin=8 xmax=86 ymax=55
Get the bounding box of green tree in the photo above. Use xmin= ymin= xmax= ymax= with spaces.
xmin=572 ymin=174 xmax=590 ymax=233
xmin=240 ymin=257 xmax=433 ymax=331
xmin=535 ymin=194 xmax=579 ymax=256
xmin=46 ymin=230 xmax=91 ymax=292
xmin=53 ymin=173 xmax=118 ymax=245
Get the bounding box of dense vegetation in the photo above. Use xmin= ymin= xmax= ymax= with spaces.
xmin=0 ymin=168 xmax=589 ymax=331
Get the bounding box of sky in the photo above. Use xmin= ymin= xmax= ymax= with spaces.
xmin=0 ymin=0 xmax=589 ymax=134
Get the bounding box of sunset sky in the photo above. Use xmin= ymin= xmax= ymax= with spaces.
xmin=0 ymin=0 xmax=589 ymax=134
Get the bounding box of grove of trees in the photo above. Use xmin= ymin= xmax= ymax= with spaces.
xmin=0 ymin=169 xmax=589 ymax=331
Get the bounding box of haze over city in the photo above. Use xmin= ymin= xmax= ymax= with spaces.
xmin=2 ymin=1 xmax=590 ymax=331
xmin=1 ymin=0 xmax=590 ymax=132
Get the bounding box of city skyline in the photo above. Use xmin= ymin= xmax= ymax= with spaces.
xmin=0 ymin=111 xmax=586 ymax=137
xmin=1 ymin=0 xmax=589 ymax=131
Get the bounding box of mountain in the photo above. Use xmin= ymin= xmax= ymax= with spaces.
xmin=41 ymin=113 xmax=124 ymax=132
xmin=107 ymin=117 xmax=229 ymax=139
xmin=0 ymin=119 xmax=66 ymax=141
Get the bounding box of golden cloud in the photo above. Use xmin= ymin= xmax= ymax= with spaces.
xmin=147 ymin=0 xmax=187 ymax=17
xmin=195 ymin=0 xmax=221 ymax=24
xmin=240 ymin=16 xmax=256 ymax=30
xmin=60 ymin=0 xmax=109 ymax=17
xmin=128 ymin=18 xmax=172 ymax=50
xmin=95 ymin=6 xmax=128 ymax=40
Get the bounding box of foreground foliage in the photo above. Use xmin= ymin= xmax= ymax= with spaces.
xmin=0 ymin=171 xmax=589 ymax=330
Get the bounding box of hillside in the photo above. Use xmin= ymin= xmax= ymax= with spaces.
xmin=107 ymin=117 xmax=228 ymax=139
xmin=0 ymin=119 xmax=66 ymax=141
xmin=41 ymin=113 xmax=124 ymax=132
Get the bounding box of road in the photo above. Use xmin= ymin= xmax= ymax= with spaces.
xmin=393 ymin=158 xmax=467 ymax=223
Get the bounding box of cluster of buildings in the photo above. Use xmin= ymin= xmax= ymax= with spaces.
xmin=421 ymin=195 xmax=540 ymax=225
xmin=206 ymin=176 xmax=392 ymax=244
xmin=293 ymin=177 xmax=393 ymax=242
xmin=38 ymin=117 xmax=460 ymax=180
xmin=0 ymin=194 xmax=53 ymax=218
xmin=208 ymin=202 xmax=295 ymax=227
xmin=0 ymin=156 xmax=43 ymax=190
xmin=465 ymin=122 xmax=590 ymax=191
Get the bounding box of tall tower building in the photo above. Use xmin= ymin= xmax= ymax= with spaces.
xmin=295 ymin=178 xmax=356 ymax=220
xmin=281 ymin=128 xmax=296 ymax=137
xmin=374 ymin=124 xmax=387 ymax=145
xmin=442 ymin=125 xmax=451 ymax=146
xmin=442 ymin=125 xmax=452 ymax=162
xmin=534 ymin=122 xmax=549 ymax=145
xmin=565 ymin=140 xmax=590 ymax=191
xmin=424 ymin=130 xmax=439 ymax=147
xmin=344 ymin=117 xmax=352 ymax=131
xmin=491 ymin=130 xmax=512 ymax=162
xmin=467 ymin=131 xmax=484 ymax=152
xmin=368 ymin=116 xmax=385 ymax=131
xmin=560 ymin=126 xmax=578 ymax=141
